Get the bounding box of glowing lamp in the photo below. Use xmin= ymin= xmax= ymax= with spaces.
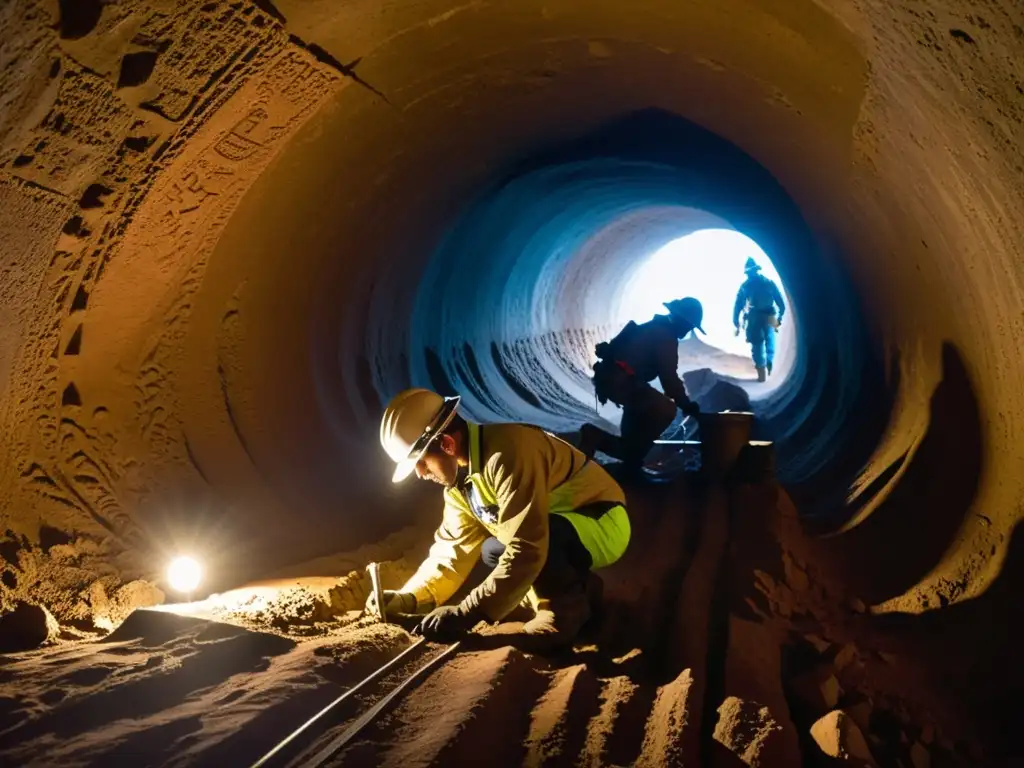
xmin=167 ymin=556 xmax=202 ymax=594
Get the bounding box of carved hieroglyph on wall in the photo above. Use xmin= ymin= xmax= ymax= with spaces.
xmin=122 ymin=47 xmax=341 ymax=468
xmin=2 ymin=26 xmax=341 ymax=562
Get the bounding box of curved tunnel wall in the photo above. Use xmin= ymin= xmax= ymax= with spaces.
xmin=1 ymin=0 xmax=1022 ymax=614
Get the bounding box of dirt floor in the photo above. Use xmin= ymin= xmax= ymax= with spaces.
xmin=0 ymin=471 xmax=999 ymax=767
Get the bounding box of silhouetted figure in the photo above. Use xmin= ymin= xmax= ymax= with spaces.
xmin=733 ymin=258 xmax=785 ymax=382
xmin=579 ymin=297 xmax=704 ymax=470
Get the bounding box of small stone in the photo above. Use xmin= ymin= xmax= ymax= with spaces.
xmin=834 ymin=643 xmax=859 ymax=671
xmin=0 ymin=601 xmax=60 ymax=651
xmin=810 ymin=710 xmax=878 ymax=766
xmin=804 ymin=633 xmax=832 ymax=653
xmin=849 ymin=597 xmax=867 ymax=613
xmin=876 ymin=651 xmax=898 ymax=665
xmin=909 ymin=741 xmax=930 ymax=768
xmin=48 ymin=543 xmax=79 ymax=562
xmin=714 ymin=696 xmax=790 ymax=766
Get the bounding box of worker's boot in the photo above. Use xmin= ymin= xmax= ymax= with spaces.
xmin=766 ymin=362 xmax=773 ymax=377
xmin=756 ymin=366 xmax=767 ymax=382
xmin=503 ymin=589 xmax=538 ymax=623
xmin=522 ymin=574 xmax=597 ymax=649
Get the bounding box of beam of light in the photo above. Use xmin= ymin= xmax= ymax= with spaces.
xmin=167 ymin=555 xmax=203 ymax=594
xmin=616 ymin=228 xmax=791 ymax=360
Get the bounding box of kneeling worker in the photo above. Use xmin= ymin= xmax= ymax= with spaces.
xmin=579 ymin=297 xmax=704 ymax=469
xmin=368 ymin=388 xmax=631 ymax=646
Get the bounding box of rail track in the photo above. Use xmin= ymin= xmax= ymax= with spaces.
xmin=252 ymin=635 xmax=461 ymax=768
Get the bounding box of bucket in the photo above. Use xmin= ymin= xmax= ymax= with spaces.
xmin=698 ymin=412 xmax=753 ymax=479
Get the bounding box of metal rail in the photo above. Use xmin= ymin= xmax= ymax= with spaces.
xmin=303 ymin=641 xmax=461 ymax=767
xmin=250 ymin=637 xmax=440 ymax=768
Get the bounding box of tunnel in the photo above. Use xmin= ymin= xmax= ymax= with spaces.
xmin=1 ymin=0 xmax=1022 ymax=764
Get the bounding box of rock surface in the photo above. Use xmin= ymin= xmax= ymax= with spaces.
xmin=713 ymin=696 xmax=789 ymax=766
xmin=0 ymin=601 xmax=60 ymax=652
xmin=810 ymin=709 xmax=878 ymax=766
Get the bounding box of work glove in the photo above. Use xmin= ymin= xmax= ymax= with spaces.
xmin=681 ymin=400 xmax=701 ymax=418
xmin=365 ymin=590 xmax=417 ymax=620
xmin=734 ymin=326 xmax=741 ymax=337
xmin=413 ymin=603 xmax=484 ymax=641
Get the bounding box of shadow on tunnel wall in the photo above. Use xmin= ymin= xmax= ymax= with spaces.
xmin=820 ymin=341 xmax=982 ymax=605
xmin=866 ymin=520 xmax=1024 ymax=760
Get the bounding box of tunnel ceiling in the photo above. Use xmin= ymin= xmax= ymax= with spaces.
xmin=1 ymin=0 xmax=1022 ymax=610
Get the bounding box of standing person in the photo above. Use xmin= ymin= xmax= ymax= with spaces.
xmin=368 ymin=388 xmax=631 ymax=648
xmin=733 ymin=257 xmax=786 ymax=382
xmin=578 ymin=297 xmax=704 ymax=470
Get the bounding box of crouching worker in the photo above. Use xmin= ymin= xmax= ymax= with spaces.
xmin=366 ymin=388 xmax=631 ymax=647
xmin=579 ymin=297 xmax=704 ymax=470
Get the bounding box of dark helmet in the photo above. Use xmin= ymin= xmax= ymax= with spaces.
xmin=664 ymin=297 xmax=705 ymax=335
xmin=744 ymin=257 xmax=762 ymax=274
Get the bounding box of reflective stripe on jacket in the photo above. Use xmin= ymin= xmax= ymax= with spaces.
xmin=400 ymin=421 xmax=630 ymax=620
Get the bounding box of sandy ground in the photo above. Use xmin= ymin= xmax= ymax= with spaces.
xmin=0 ymin=475 xmax=991 ymax=767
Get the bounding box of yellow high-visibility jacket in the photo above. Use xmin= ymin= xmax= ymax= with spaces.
xmin=401 ymin=421 xmax=630 ymax=621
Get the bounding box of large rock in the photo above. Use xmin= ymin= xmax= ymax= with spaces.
xmin=713 ymin=696 xmax=790 ymax=766
xmin=810 ymin=710 xmax=878 ymax=766
xmin=0 ymin=601 xmax=60 ymax=652
xmin=76 ymin=579 xmax=164 ymax=631
xmin=109 ymin=580 xmax=164 ymax=625
xmin=718 ymin=616 xmax=802 ymax=765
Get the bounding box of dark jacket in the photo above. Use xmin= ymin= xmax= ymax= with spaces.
xmin=596 ymin=316 xmax=691 ymax=407
xmin=733 ymin=273 xmax=786 ymax=327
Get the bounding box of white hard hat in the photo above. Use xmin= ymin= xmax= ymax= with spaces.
xmin=380 ymin=388 xmax=461 ymax=483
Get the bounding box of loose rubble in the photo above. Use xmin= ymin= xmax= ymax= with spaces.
xmin=713 ymin=696 xmax=788 ymax=766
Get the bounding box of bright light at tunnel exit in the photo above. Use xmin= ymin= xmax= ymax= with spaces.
xmin=167 ymin=556 xmax=202 ymax=594
xmin=616 ymin=229 xmax=790 ymax=360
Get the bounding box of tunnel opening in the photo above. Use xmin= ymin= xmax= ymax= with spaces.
xmin=391 ymin=109 xmax=878 ymax=507
xmin=615 ymin=228 xmax=794 ymax=388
